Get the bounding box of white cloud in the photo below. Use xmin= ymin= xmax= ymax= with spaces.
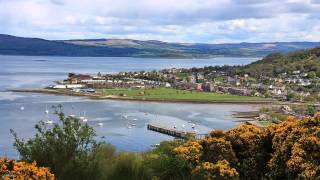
xmin=0 ymin=0 xmax=320 ymax=43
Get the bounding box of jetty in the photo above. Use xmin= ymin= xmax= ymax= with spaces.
xmin=147 ymin=123 xmax=207 ymax=139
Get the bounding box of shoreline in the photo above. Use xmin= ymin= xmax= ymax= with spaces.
xmin=9 ymin=88 xmax=277 ymax=105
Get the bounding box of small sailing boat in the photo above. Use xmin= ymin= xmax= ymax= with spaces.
xmin=44 ymin=105 xmax=53 ymax=124
xmin=79 ymin=111 xmax=88 ymax=122
xmin=122 ymin=114 xmax=128 ymax=119
xmin=20 ymin=106 xmax=25 ymax=111
xmin=45 ymin=105 xmax=49 ymax=115
xmin=45 ymin=120 xmax=53 ymax=124
xmin=98 ymin=123 xmax=103 ymax=127
xmin=69 ymin=105 xmax=76 ymax=118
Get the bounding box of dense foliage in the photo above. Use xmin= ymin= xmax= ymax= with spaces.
xmin=240 ymin=47 xmax=320 ymax=78
xmin=0 ymin=156 xmax=54 ymax=179
xmin=11 ymin=106 xmax=101 ymax=180
xmin=173 ymin=114 xmax=320 ymax=180
xmin=11 ymin=109 xmax=320 ymax=180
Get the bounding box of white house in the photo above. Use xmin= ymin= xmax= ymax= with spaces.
xmin=165 ymin=82 xmax=171 ymax=87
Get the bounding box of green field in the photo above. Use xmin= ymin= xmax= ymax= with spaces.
xmin=256 ymin=120 xmax=273 ymax=127
xmin=97 ymin=88 xmax=270 ymax=102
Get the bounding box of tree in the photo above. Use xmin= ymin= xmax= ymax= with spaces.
xmin=145 ymin=140 xmax=189 ymax=180
xmin=11 ymin=106 xmax=101 ymax=180
xmin=92 ymin=144 xmax=150 ymax=180
xmin=308 ymin=71 xmax=317 ymax=79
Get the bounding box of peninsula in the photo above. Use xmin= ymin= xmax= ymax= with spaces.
xmin=11 ymin=47 xmax=320 ymax=106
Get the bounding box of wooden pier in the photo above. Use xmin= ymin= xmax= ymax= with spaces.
xmin=147 ymin=123 xmax=207 ymax=139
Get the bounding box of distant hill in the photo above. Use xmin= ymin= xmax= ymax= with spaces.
xmin=1 ymin=34 xmax=320 ymax=58
xmin=0 ymin=34 xmax=139 ymax=57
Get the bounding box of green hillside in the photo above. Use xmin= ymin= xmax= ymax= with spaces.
xmin=239 ymin=47 xmax=320 ymax=77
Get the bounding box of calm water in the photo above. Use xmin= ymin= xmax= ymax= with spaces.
xmin=0 ymin=55 xmax=261 ymax=158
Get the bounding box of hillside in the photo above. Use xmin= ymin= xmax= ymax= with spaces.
xmin=1 ymin=34 xmax=320 ymax=58
xmin=240 ymin=47 xmax=320 ymax=77
xmin=0 ymin=34 xmax=139 ymax=57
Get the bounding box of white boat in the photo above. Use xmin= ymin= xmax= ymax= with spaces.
xmin=45 ymin=120 xmax=53 ymax=124
xmin=132 ymin=118 xmax=138 ymax=121
xmin=127 ymin=125 xmax=132 ymax=129
xmin=79 ymin=111 xmax=88 ymax=122
xmin=20 ymin=106 xmax=25 ymax=111
xmin=131 ymin=123 xmax=136 ymax=126
xmin=45 ymin=105 xmax=49 ymax=115
xmin=98 ymin=123 xmax=103 ymax=127
xmin=69 ymin=105 xmax=76 ymax=117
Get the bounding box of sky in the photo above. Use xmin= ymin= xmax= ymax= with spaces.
xmin=1 ymin=0 xmax=320 ymax=43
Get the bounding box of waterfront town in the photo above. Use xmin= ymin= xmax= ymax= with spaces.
xmin=50 ymin=66 xmax=319 ymax=103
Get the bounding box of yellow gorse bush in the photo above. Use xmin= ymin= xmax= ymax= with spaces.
xmin=173 ymin=113 xmax=320 ymax=180
xmin=0 ymin=157 xmax=54 ymax=180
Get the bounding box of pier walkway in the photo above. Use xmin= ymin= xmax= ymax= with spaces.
xmin=147 ymin=123 xmax=208 ymax=139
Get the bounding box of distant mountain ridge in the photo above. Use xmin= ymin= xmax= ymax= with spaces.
xmin=1 ymin=34 xmax=320 ymax=58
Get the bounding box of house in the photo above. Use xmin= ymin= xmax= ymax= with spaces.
xmin=81 ymin=79 xmax=106 ymax=84
xmin=202 ymin=82 xmax=215 ymax=92
xmin=196 ymin=84 xmax=203 ymax=91
xmin=273 ymin=89 xmax=283 ymax=96
xmin=227 ymin=77 xmax=236 ymax=84
xmin=68 ymin=73 xmax=92 ymax=84
xmin=188 ymin=75 xmax=197 ymax=83
xmin=53 ymin=85 xmax=67 ymax=89
xmin=196 ymin=73 xmax=204 ymax=81
xmin=236 ymin=79 xmax=241 ymax=86
xmin=52 ymin=84 xmax=84 ymax=89
xmin=269 ymin=85 xmax=274 ymax=89
xmin=293 ymin=70 xmax=300 ymax=75
xmin=228 ymin=87 xmax=251 ymax=96
xmin=299 ymin=79 xmax=311 ymax=86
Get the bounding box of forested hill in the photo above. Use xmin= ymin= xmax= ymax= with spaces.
xmin=0 ymin=34 xmax=139 ymax=57
xmin=240 ymin=47 xmax=320 ymax=77
xmin=1 ymin=34 xmax=320 ymax=58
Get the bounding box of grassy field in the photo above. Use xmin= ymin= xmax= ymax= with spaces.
xmin=256 ymin=120 xmax=273 ymax=127
xmin=97 ymin=88 xmax=270 ymax=102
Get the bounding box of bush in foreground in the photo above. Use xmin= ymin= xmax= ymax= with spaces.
xmin=10 ymin=107 xmax=320 ymax=180
xmin=11 ymin=106 xmax=101 ymax=180
xmin=173 ymin=113 xmax=320 ymax=180
xmin=0 ymin=156 xmax=54 ymax=179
